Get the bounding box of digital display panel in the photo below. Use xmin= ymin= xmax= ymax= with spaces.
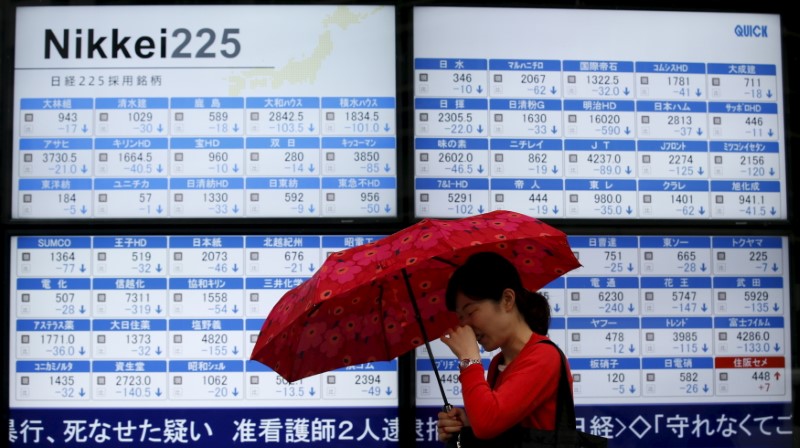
xmin=12 ymin=5 xmax=397 ymax=219
xmin=413 ymin=8 xmax=786 ymax=221
xmin=415 ymin=234 xmax=792 ymax=447
xmin=8 ymin=234 xmax=399 ymax=446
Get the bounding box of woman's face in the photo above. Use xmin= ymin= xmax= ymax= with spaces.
xmin=454 ymin=290 xmax=514 ymax=352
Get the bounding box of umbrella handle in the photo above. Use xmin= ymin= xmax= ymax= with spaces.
xmin=442 ymin=403 xmax=453 ymax=412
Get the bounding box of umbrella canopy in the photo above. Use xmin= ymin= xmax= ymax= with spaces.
xmin=250 ymin=210 xmax=581 ymax=388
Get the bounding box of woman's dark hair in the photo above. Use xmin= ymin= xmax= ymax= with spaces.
xmin=445 ymin=252 xmax=551 ymax=335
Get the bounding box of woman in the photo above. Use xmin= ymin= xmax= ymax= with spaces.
xmin=437 ymin=251 xmax=570 ymax=445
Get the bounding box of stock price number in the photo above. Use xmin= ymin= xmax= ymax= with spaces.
xmin=452 ymin=73 xmax=476 ymax=94
xmin=439 ymin=373 xmax=460 ymax=384
xmin=676 ymin=250 xmax=698 ymax=273
xmin=129 ymin=111 xmax=155 ymax=133
xmin=520 ymin=73 xmax=548 ymax=94
xmin=201 ymin=333 xmax=229 ymax=356
xmin=203 ymin=192 xmax=232 ymax=215
xmin=50 ymin=248 xmax=75 ymax=273
xmin=355 ymin=374 xmax=383 ymax=397
xmin=672 ymin=331 xmax=698 ymax=342
xmin=438 ymin=112 xmax=472 ymax=124
xmin=586 ymin=75 xmax=619 ymax=85
xmin=361 ymin=192 xmax=382 ymax=214
xmin=668 ymin=154 xmax=695 ymax=176
xmin=55 ymin=292 xmax=77 ymax=315
xmin=589 ymin=114 xmax=622 ymax=136
xmin=208 ymin=111 xmax=233 ymax=133
xmin=50 ymin=374 xmax=76 ymax=398
xmin=744 ymin=115 xmax=767 ymax=138
xmin=673 ymin=335 xmax=699 ymax=353
xmin=668 ymin=76 xmax=690 ymax=86
xmin=57 ymin=112 xmax=79 ymax=133
xmin=598 ymin=291 xmax=624 ymax=313
xmin=269 ymin=111 xmax=304 ymax=122
xmin=585 ymin=153 xmax=623 ymax=175
xmin=269 ymin=111 xmax=306 ymax=132
xmin=203 ymin=292 xmax=228 ymax=303
xmin=42 ymin=151 xmax=80 ymax=175
xmin=354 ymin=151 xmax=381 ymax=173
xmin=51 ymin=251 xmax=75 ymax=263
xmin=744 ymin=77 xmax=768 ymax=99
xmin=203 ymin=192 xmax=228 ymax=203
xmin=284 ymin=250 xmax=305 ymax=273
xmin=739 ymin=155 xmax=766 ymax=176
xmin=672 ymin=290 xmax=698 ymax=312
xmin=669 ymin=193 xmax=695 ymax=216
xmin=738 ymin=334 xmax=772 ymax=353
xmin=739 ymin=194 xmax=768 ymax=216
xmin=749 ymin=250 xmax=769 ymax=266
xmin=204 ymin=291 xmax=230 ymax=314
xmin=118 ymin=152 xmax=153 ymax=163
xmin=58 ymin=112 xmax=78 ymax=123
xmin=283 ymin=151 xmax=308 ymax=173
xmin=41 ymin=333 xmax=77 ymax=357
xmin=604 ymin=250 xmax=624 ymax=273
xmin=131 ymin=250 xmax=153 ymax=273
xmin=679 ymin=371 xmax=701 ymax=394
xmin=521 ymin=74 xmax=546 ymax=84
xmin=439 ymin=373 xmax=461 ymax=395
xmin=126 ymin=333 xmax=153 ymax=356
xmin=744 ymin=290 xmax=771 ymax=312
xmin=116 ymin=374 xmax=153 ymax=398
xmin=346 ymin=111 xmax=379 ymax=122
xmin=526 ymin=152 xmax=549 ymax=174
xmin=528 ymin=193 xmax=548 ymax=204
xmin=126 ymin=292 xmax=152 ymax=314
xmin=275 ymin=376 xmax=306 ymax=398
xmin=440 ymin=152 xmax=474 ymax=174
xmin=605 ymin=331 xmax=627 ymax=354
xmin=50 ymin=248 xmax=76 ymax=271
xmin=128 ymin=111 xmax=153 ymax=122
xmin=119 ymin=151 xmax=154 ymax=174
xmin=203 ymin=374 xmax=230 ymax=398
xmin=284 ymin=192 xmax=304 ymax=203
xmin=594 ymin=193 xmax=624 ymax=215
xmin=522 ymin=113 xmax=548 ymax=135
xmin=355 ymin=374 xmax=381 ymax=385
xmin=736 ymin=330 xmax=770 ymax=343
xmin=751 ymin=370 xmax=775 ymax=392
xmin=606 ymin=372 xmax=627 ymax=394
xmin=42 ymin=152 xmax=78 ymax=164
xmin=586 ymin=75 xmax=620 ymax=96
xmin=667 ymin=115 xmax=695 ymax=137
xmin=521 ymin=73 xmax=548 ymax=94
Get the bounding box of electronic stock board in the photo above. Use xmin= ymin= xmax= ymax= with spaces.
xmin=12 ymin=5 xmax=398 ymax=219
xmin=414 ymin=8 xmax=786 ymax=221
xmin=413 ymin=7 xmax=792 ymax=448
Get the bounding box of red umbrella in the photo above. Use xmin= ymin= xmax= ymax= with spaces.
xmin=249 ymin=210 xmax=581 ymax=407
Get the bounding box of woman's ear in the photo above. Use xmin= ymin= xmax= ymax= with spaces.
xmin=501 ymin=288 xmax=516 ymax=311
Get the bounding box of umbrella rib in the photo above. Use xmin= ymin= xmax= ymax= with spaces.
xmin=430 ymin=256 xmax=459 ymax=267
xmin=376 ymin=283 xmax=392 ymax=360
xmin=402 ymin=268 xmax=452 ymax=410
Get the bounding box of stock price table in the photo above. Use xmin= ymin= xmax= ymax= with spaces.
xmin=10 ymin=234 xmax=397 ymax=409
xmin=416 ymin=234 xmax=791 ymax=408
xmin=413 ymin=9 xmax=785 ymax=220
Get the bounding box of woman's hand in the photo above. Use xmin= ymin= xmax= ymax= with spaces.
xmin=440 ymin=325 xmax=481 ymax=360
xmin=437 ymin=406 xmax=470 ymax=443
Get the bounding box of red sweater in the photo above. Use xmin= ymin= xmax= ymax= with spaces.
xmin=459 ymin=333 xmax=570 ymax=439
